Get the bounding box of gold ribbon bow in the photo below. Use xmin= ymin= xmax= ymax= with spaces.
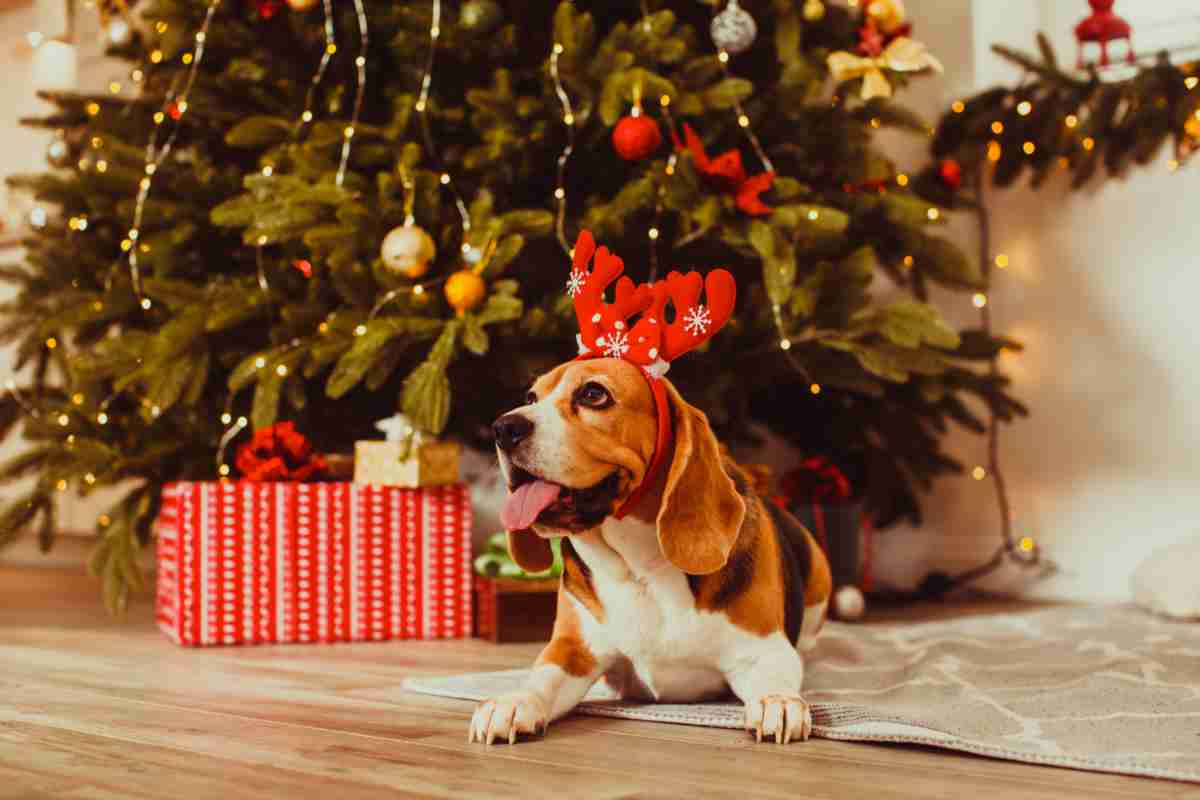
xmin=827 ymin=37 xmax=943 ymax=101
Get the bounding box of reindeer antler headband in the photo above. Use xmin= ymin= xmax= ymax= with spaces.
xmin=566 ymin=230 xmax=736 ymax=517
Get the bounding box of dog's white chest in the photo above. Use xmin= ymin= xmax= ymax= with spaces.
xmin=568 ymin=523 xmax=741 ymax=702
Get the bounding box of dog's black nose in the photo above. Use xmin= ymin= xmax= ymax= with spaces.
xmin=493 ymin=413 xmax=534 ymax=451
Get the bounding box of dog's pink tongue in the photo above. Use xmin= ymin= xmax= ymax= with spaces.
xmin=501 ymin=480 xmax=562 ymax=531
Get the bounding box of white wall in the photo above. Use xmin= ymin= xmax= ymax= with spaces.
xmin=873 ymin=0 xmax=1200 ymax=601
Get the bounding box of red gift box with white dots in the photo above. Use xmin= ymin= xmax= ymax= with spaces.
xmin=154 ymin=482 xmax=472 ymax=646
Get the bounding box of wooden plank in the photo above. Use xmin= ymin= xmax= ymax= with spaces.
xmin=0 ymin=566 xmax=1182 ymax=799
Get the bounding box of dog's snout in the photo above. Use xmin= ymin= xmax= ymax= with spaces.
xmin=493 ymin=413 xmax=534 ymax=452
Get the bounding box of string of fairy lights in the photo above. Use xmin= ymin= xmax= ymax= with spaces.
xmin=125 ymin=0 xmax=223 ymax=311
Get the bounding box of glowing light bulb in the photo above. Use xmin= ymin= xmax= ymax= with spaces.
xmin=995 ymin=254 xmax=1009 ymax=268
xmin=902 ymin=255 xmax=914 ymax=267
xmin=926 ymin=207 xmax=940 ymax=221
xmin=951 ymin=101 xmax=965 ymax=114
xmin=354 ymin=324 xmax=368 ymax=336
xmin=85 ymin=473 xmax=96 ymax=485
xmin=809 ymin=383 xmax=821 ymax=395
xmin=648 ymin=227 xmax=660 ymax=240
xmin=1065 ymin=114 xmax=1079 ymax=129
xmin=275 ymin=364 xmax=288 ymax=377
xmin=1023 ymin=141 xmax=1036 ymax=155
xmin=779 ymin=338 xmax=792 ymax=351
xmin=717 ymin=51 xmax=729 ymax=63
xmin=1186 ymin=77 xmax=1199 ymax=90
xmin=896 ymin=173 xmax=909 ymax=186
xmin=987 ymin=141 xmax=1002 ymax=162
xmin=46 ymin=337 xmax=58 ymax=349
xmin=971 ymin=466 xmax=987 ymax=480
xmin=254 ymin=357 xmax=266 ymax=369
xmin=58 ymin=414 xmax=69 ymax=426
xmin=1018 ymin=536 xmax=1035 ymax=553
xmin=97 ymin=412 xmax=109 ymax=425
xmin=991 ymin=121 xmax=1004 ymax=134
xmin=738 ymin=114 xmax=750 ymax=128
xmin=1082 ymin=137 xmax=1096 ymax=151
xmin=221 ymin=412 xmax=232 ymax=424
xmin=1017 ymin=100 xmax=1032 ymax=116
xmin=218 ymin=464 xmax=231 ymax=477
xmin=141 ymin=298 xmax=152 ymax=310
xmin=554 ymin=188 xmax=565 ymax=200
xmin=972 ymin=293 xmax=988 ymax=308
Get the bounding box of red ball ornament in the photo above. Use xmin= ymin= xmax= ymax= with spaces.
xmin=612 ymin=114 xmax=662 ymax=161
xmin=939 ymin=158 xmax=963 ymax=190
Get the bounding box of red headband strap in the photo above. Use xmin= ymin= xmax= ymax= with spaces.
xmin=567 ymin=230 xmax=735 ymax=519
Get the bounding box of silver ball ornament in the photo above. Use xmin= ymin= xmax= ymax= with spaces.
xmin=46 ymin=136 xmax=71 ymax=168
xmin=106 ymin=18 xmax=133 ymax=48
xmin=711 ymin=0 xmax=758 ymax=55
xmin=833 ymin=585 xmax=866 ymax=621
xmin=380 ymin=224 xmax=436 ymax=278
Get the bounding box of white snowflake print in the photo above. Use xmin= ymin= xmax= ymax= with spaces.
xmin=682 ymin=304 xmax=712 ymax=336
xmin=601 ymin=329 xmax=630 ymax=359
xmin=565 ymin=269 xmax=587 ymax=297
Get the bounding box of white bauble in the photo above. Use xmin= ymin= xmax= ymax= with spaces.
xmin=833 ymin=585 xmax=866 ymax=621
xmin=710 ymin=0 xmax=757 ymax=55
xmin=380 ymin=224 xmax=436 ymax=277
xmin=106 ymin=18 xmax=133 ymax=47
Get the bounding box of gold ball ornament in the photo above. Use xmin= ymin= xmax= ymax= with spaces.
xmin=803 ymin=0 xmax=825 ymax=22
xmin=444 ymin=269 xmax=486 ymax=315
xmin=380 ymin=224 xmax=436 ymax=278
xmin=285 ymin=0 xmax=319 ymax=10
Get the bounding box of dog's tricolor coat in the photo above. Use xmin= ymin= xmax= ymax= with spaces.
xmin=472 ymin=359 xmax=833 ymax=746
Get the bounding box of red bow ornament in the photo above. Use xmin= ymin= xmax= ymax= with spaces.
xmin=235 ymin=421 xmax=328 ymax=481
xmin=679 ymin=124 xmax=774 ymax=217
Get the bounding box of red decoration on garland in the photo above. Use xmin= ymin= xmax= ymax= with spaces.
xmin=678 ymin=124 xmax=775 ymax=216
xmin=1075 ymin=0 xmax=1134 ymax=69
xmin=612 ymin=114 xmax=663 ymax=161
xmin=939 ymin=158 xmax=963 ymax=190
xmin=856 ymin=23 xmax=887 ymax=57
xmin=291 ymin=259 xmax=313 ymax=278
xmin=235 ymin=421 xmax=328 ymax=481
xmin=253 ymin=0 xmax=284 ymax=20
xmin=167 ymin=102 xmax=183 ymax=121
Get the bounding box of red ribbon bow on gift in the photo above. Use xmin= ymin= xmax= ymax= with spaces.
xmin=678 ymin=124 xmax=775 ymax=217
xmin=780 ymin=456 xmax=853 ymax=506
xmin=236 ymin=421 xmax=328 ymax=481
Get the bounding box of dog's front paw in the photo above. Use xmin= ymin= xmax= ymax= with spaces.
xmin=744 ymin=694 xmax=812 ymax=744
xmin=468 ymin=690 xmax=549 ymax=745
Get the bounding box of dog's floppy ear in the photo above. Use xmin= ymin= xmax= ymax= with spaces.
xmin=507 ymin=529 xmax=555 ymax=573
xmin=656 ymin=380 xmax=746 ymax=574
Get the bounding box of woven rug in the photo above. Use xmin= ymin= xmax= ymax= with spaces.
xmin=405 ymin=605 xmax=1200 ymax=783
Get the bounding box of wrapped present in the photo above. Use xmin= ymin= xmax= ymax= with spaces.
xmin=474 ymin=576 xmax=559 ymax=643
xmin=354 ymin=413 xmax=460 ymax=487
xmin=779 ymin=456 xmax=865 ymax=590
xmin=472 ymin=532 xmax=561 ymax=643
xmin=155 ymin=481 xmax=472 ymax=646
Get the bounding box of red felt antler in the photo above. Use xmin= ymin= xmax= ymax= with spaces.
xmin=568 ymin=230 xmax=735 ymax=377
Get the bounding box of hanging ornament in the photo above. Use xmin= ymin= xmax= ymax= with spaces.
xmin=828 ymin=37 xmax=943 ymax=101
xmin=380 ymin=224 xmax=437 ymax=278
xmin=1184 ymin=114 xmax=1200 ymax=141
xmin=803 ymin=0 xmax=826 ymax=22
xmin=252 ymin=0 xmax=284 ymax=20
xmin=285 ymin=0 xmax=319 ymax=10
xmin=710 ymin=0 xmax=757 ymax=55
xmin=105 ymin=17 xmax=133 ymax=47
xmin=459 ymin=0 xmax=503 ymax=34
xmin=938 ymin=158 xmax=963 ymax=190
xmin=613 ymin=113 xmax=662 ymax=161
xmin=864 ymin=0 xmax=910 ymax=37
xmin=679 ymin=123 xmax=775 ymax=216
xmin=445 ymin=269 xmax=486 ymax=315
xmin=1075 ymin=0 xmax=1134 ymax=69
xmin=46 ymin=131 xmax=71 ymax=168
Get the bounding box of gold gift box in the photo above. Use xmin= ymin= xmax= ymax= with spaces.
xmin=353 ymin=440 xmax=461 ymax=487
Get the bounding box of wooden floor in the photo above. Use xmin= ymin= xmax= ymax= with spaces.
xmin=1 ymin=566 xmax=1191 ymax=800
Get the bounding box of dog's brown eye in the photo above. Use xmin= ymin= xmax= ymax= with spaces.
xmin=575 ymin=381 xmax=613 ymax=409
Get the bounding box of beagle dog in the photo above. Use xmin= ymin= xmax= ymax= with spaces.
xmin=469 ymin=356 xmax=832 ymax=745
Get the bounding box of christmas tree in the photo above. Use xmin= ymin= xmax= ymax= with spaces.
xmin=2 ymin=0 xmax=1023 ymax=610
